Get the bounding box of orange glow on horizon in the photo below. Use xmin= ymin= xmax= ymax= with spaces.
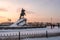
xmin=0 ymin=0 xmax=60 ymax=23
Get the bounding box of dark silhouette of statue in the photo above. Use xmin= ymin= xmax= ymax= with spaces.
xmin=19 ymin=8 xmax=25 ymax=19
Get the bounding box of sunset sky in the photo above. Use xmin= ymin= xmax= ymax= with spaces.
xmin=0 ymin=0 xmax=60 ymax=23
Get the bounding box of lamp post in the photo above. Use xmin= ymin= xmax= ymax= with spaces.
xmin=51 ymin=17 xmax=53 ymax=29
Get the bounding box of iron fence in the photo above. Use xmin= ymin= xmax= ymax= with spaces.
xmin=0 ymin=32 xmax=20 ymax=40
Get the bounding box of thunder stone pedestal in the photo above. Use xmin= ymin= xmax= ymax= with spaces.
xmin=10 ymin=18 xmax=27 ymax=27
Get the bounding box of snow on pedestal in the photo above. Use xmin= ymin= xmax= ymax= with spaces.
xmin=10 ymin=18 xmax=27 ymax=27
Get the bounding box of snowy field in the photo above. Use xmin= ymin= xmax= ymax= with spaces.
xmin=0 ymin=26 xmax=60 ymax=40
xmin=22 ymin=36 xmax=60 ymax=40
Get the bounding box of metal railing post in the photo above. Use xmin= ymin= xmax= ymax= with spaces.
xmin=19 ymin=32 xmax=20 ymax=40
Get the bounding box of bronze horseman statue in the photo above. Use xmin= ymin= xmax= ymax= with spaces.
xmin=10 ymin=8 xmax=27 ymax=26
xmin=19 ymin=8 xmax=25 ymax=19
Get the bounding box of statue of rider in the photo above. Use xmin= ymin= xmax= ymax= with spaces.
xmin=19 ymin=8 xmax=25 ymax=19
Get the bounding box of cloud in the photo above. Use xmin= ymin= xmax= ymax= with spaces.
xmin=0 ymin=8 xmax=8 ymax=11
xmin=0 ymin=16 xmax=6 ymax=18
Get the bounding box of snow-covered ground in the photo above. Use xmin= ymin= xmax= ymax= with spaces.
xmin=0 ymin=27 xmax=60 ymax=39
xmin=22 ymin=36 xmax=60 ymax=40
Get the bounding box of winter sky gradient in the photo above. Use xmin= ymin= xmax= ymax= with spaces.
xmin=0 ymin=0 xmax=60 ymax=23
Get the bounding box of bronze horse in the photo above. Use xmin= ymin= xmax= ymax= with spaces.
xmin=20 ymin=8 xmax=25 ymax=19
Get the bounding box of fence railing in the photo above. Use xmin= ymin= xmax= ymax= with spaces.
xmin=0 ymin=32 xmax=20 ymax=40
xmin=0 ymin=28 xmax=60 ymax=40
